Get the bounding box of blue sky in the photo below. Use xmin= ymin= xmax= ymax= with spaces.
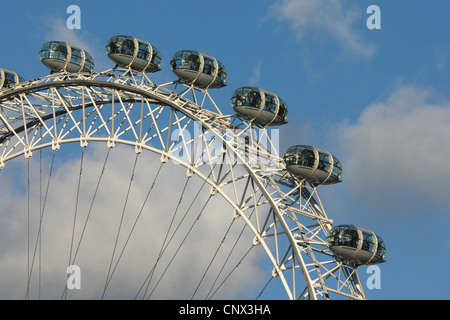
xmin=1 ymin=0 xmax=449 ymax=299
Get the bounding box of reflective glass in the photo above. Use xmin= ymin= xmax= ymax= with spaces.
xmin=264 ymin=94 xmax=277 ymax=113
xmin=277 ymin=99 xmax=288 ymax=120
xmin=318 ymin=152 xmax=331 ymax=173
xmin=362 ymin=231 xmax=375 ymax=253
xmin=151 ymin=47 xmax=162 ymax=67
xmin=137 ymin=42 xmax=150 ymax=61
xmin=327 ymin=226 xmax=360 ymax=248
xmin=299 ymin=147 xmax=316 ymax=167
xmin=217 ymin=61 xmax=227 ymax=83
xmin=3 ymin=72 xmax=17 ymax=88
xmin=106 ymin=36 xmax=134 ymax=56
xmin=84 ymin=52 xmax=94 ymax=72
xmin=203 ymin=58 xmax=216 ymax=76
xmin=376 ymin=236 xmax=386 ymax=259
xmin=39 ymin=42 xmax=68 ymax=61
xmin=70 ymin=48 xmax=83 ymax=66
xmin=106 ymin=36 xmax=126 ymax=55
xmin=231 ymin=88 xmax=262 ymax=109
xmin=50 ymin=42 xmax=68 ymax=61
xmin=283 ymin=146 xmax=299 ymax=166
xmin=171 ymin=51 xmax=201 ymax=71
xmin=331 ymin=156 xmax=342 ymax=179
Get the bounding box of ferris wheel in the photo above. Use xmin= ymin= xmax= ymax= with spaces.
xmin=0 ymin=35 xmax=386 ymax=300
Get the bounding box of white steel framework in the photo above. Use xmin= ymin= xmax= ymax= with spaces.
xmin=0 ymin=67 xmax=366 ymax=299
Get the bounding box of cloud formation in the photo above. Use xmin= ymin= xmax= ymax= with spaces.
xmin=337 ymin=84 xmax=450 ymax=219
xmin=0 ymin=144 xmax=265 ymax=299
xmin=268 ymin=0 xmax=375 ymax=58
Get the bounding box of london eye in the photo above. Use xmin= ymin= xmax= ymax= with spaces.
xmin=0 ymin=35 xmax=386 ymax=299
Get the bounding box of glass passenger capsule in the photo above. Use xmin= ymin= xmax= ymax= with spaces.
xmin=0 ymin=68 xmax=25 ymax=89
xmin=283 ymin=145 xmax=342 ymax=185
xmin=326 ymin=225 xmax=387 ymax=265
xmin=230 ymin=87 xmax=288 ymax=126
xmin=170 ymin=50 xmax=227 ymax=89
xmin=105 ymin=35 xmax=162 ymax=73
xmin=39 ymin=41 xmax=94 ymax=73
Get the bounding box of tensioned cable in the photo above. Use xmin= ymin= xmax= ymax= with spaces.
xmin=102 ymin=160 xmax=165 ymax=292
xmin=65 ymin=146 xmax=85 ymax=299
xmin=191 ymin=218 xmax=236 ymax=299
xmin=61 ymin=147 xmax=111 ymax=299
xmin=70 ymin=148 xmax=111 ymax=263
xmin=26 ymin=157 xmax=30 ymax=299
xmin=208 ymin=244 xmax=255 ymax=300
xmin=205 ymin=217 xmax=254 ymax=300
xmin=101 ymin=152 xmax=139 ymax=299
xmin=26 ymin=149 xmax=56 ymax=299
xmin=135 ymin=163 xmax=218 ymax=300
xmin=146 ymin=193 xmax=213 ymax=299
xmin=255 ymin=274 xmax=274 ymax=300
xmin=149 ymin=175 xmax=191 ymax=273
xmin=205 ymin=185 xmax=267 ymax=299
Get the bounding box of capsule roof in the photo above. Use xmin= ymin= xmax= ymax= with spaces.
xmin=326 ymin=225 xmax=387 ymax=265
xmin=283 ymin=145 xmax=342 ymax=185
xmin=39 ymin=41 xmax=94 ymax=73
xmin=0 ymin=68 xmax=25 ymax=90
xmin=230 ymin=87 xmax=288 ymax=126
xmin=170 ymin=50 xmax=227 ymax=89
xmin=106 ymin=35 xmax=162 ymax=73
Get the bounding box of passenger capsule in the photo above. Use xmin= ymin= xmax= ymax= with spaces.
xmin=105 ymin=35 xmax=162 ymax=73
xmin=39 ymin=41 xmax=94 ymax=73
xmin=283 ymin=145 xmax=342 ymax=185
xmin=0 ymin=68 xmax=25 ymax=89
xmin=326 ymin=225 xmax=387 ymax=265
xmin=170 ymin=50 xmax=227 ymax=89
xmin=230 ymin=87 xmax=288 ymax=126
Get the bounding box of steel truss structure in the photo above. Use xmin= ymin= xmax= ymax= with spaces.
xmin=0 ymin=67 xmax=367 ymax=299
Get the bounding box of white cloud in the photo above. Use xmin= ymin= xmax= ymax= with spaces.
xmin=249 ymin=60 xmax=263 ymax=85
xmin=337 ymin=84 xmax=450 ymax=219
xmin=268 ymin=0 xmax=375 ymax=59
xmin=0 ymin=144 xmax=266 ymax=299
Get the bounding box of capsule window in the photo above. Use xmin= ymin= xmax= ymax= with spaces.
xmin=264 ymin=94 xmax=277 ymax=113
xmin=171 ymin=51 xmax=201 ymax=72
xmin=137 ymin=42 xmax=150 ymax=61
xmin=84 ymin=52 xmax=94 ymax=72
xmin=318 ymin=152 xmax=331 ymax=173
xmin=299 ymin=147 xmax=315 ymax=168
xmin=70 ymin=48 xmax=84 ymax=67
xmin=376 ymin=236 xmax=387 ymax=259
xmin=278 ymin=99 xmax=288 ymax=119
xmin=231 ymin=88 xmax=261 ymax=108
xmin=283 ymin=146 xmax=298 ymax=166
xmin=106 ymin=36 xmax=125 ymax=55
xmin=40 ymin=42 xmax=69 ymax=61
xmin=362 ymin=231 xmax=376 ymax=253
xmin=106 ymin=36 xmax=135 ymax=56
xmin=231 ymin=88 xmax=246 ymax=106
xmin=39 ymin=43 xmax=51 ymax=59
xmin=151 ymin=47 xmax=162 ymax=67
xmin=341 ymin=227 xmax=359 ymax=248
xmin=332 ymin=156 xmax=342 ymax=179
xmin=3 ymin=72 xmax=17 ymax=88
xmin=217 ymin=61 xmax=227 ymax=83
xmin=203 ymin=57 xmax=216 ymax=76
